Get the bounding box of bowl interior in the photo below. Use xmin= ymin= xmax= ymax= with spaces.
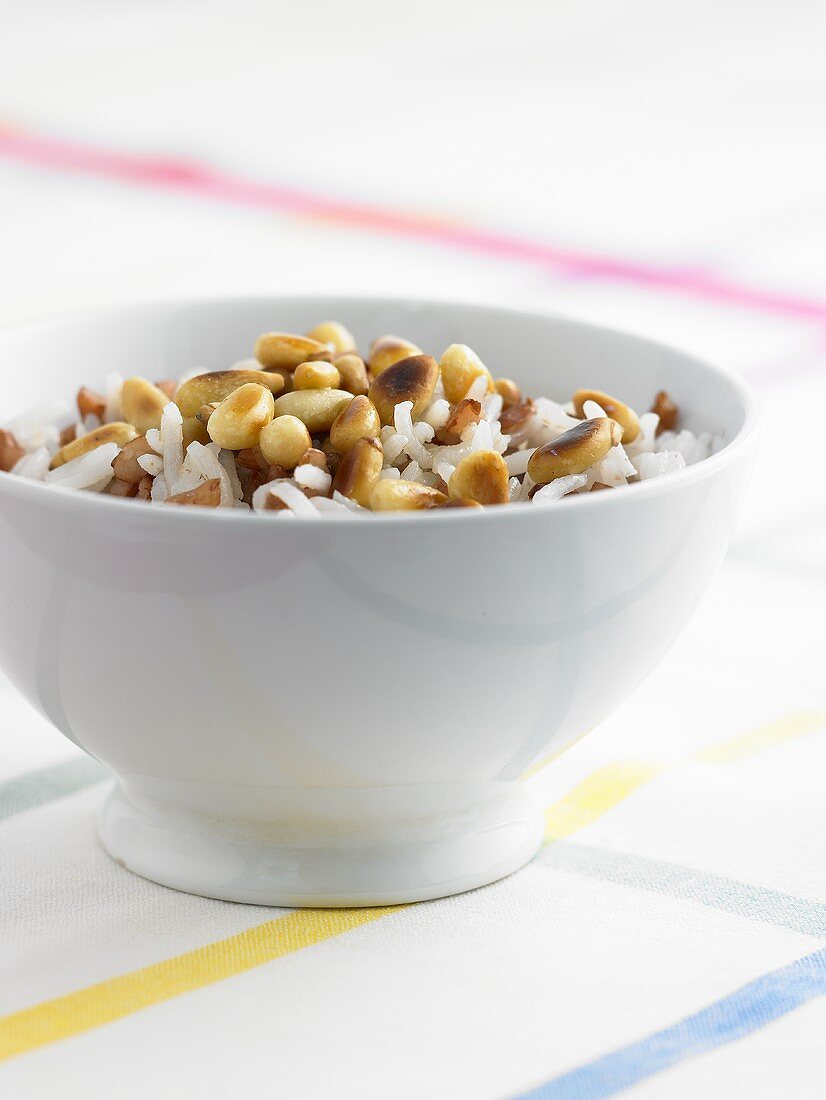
xmin=0 ymin=296 xmax=752 ymax=445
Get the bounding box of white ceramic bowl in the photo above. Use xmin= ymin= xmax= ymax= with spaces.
xmin=0 ymin=297 xmax=759 ymax=906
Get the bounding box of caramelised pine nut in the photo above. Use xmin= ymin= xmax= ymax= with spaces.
xmin=439 ymin=344 xmax=493 ymax=403
xmin=306 ymin=321 xmax=357 ymax=356
xmin=435 ymin=497 xmax=483 ymax=509
xmin=448 ymin=450 xmax=509 ymax=504
xmin=236 ymin=446 xmax=269 ymax=471
xmin=112 ymin=436 xmax=155 ymax=484
xmin=572 ymin=389 xmax=640 ymax=443
xmin=368 ymin=354 xmax=440 ymax=425
xmin=259 ymin=414 xmax=313 ymax=469
xmin=527 ymin=418 xmax=623 ymax=484
xmin=196 ymin=402 xmax=219 ymax=424
xmin=254 ymin=332 xmax=332 ymax=371
xmin=329 ymin=395 xmax=381 ymax=454
xmin=368 ymin=335 xmax=422 ymax=377
xmin=0 ymin=429 xmax=24 ymax=472
xmin=77 ymin=386 xmax=106 ymax=420
xmin=176 ymin=370 xmax=284 ymax=418
xmin=166 ymin=478 xmax=222 ymax=507
xmin=332 ymin=437 xmax=383 ymax=507
xmin=369 ymin=478 xmax=447 ymax=511
xmin=293 ymin=361 xmax=341 ymax=390
xmin=435 ymin=398 xmax=481 ymax=445
xmin=155 ymin=380 xmax=178 ymax=400
xmin=273 ymin=389 xmax=353 ymax=433
xmin=121 ymin=377 xmax=171 ymax=434
xmin=500 ymin=399 xmax=535 ymax=435
xmin=334 ymin=353 xmax=369 ymax=396
xmin=494 ymin=378 xmax=521 ymax=408
xmin=51 ymin=422 xmax=138 ymax=470
xmin=104 ymin=478 xmax=139 ymax=498
xmin=207 ymin=384 xmax=275 ymax=450
xmin=261 ymin=366 xmax=294 ymax=395
xmin=183 ymin=417 xmax=210 ymax=449
xmin=650 ymin=390 xmax=679 ymax=434
xmin=298 ymin=448 xmax=329 ymax=472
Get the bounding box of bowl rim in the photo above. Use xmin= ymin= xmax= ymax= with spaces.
xmin=0 ymin=293 xmax=761 ymax=527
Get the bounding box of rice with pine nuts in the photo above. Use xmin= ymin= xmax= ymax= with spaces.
xmin=0 ymin=322 xmax=724 ymax=514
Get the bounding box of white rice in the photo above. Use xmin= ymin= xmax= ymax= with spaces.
xmin=294 ymin=463 xmax=332 ymax=494
xmin=137 ymin=453 xmax=164 ymax=477
xmin=44 ymin=442 xmax=119 ymax=491
xmin=533 ymin=474 xmax=588 ymax=503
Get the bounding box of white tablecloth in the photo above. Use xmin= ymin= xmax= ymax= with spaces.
xmin=1 ymin=2 xmax=825 ymax=1096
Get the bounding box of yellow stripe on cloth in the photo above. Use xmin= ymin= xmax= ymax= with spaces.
xmin=1 ymin=710 xmax=823 ymax=1064
xmin=0 ymin=907 xmax=394 ymax=1063
xmin=544 ymin=710 xmax=826 ymax=842
xmin=544 ymin=761 xmax=669 ymax=841
xmin=692 ymin=710 xmax=826 ymax=764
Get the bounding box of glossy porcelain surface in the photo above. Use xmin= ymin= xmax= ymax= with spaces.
xmin=0 ymin=297 xmax=759 ymax=905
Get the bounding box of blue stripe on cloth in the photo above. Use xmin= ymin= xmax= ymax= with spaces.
xmin=0 ymin=756 xmax=108 ymax=822
xmin=516 ymin=948 xmax=826 ymax=1099
xmin=539 ymin=842 xmax=826 ymax=937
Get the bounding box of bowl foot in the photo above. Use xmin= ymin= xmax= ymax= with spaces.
xmin=99 ymin=782 xmax=544 ymax=907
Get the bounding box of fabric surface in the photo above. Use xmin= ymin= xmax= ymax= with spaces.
xmin=1 ymin=1 xmax=825 ymax=1096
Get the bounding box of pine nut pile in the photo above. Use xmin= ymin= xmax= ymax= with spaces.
xmin=0 ymin=322 xmax=719 ymax=514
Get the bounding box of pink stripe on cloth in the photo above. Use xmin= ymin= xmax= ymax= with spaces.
xmin=3 ymin=126 xmax=826 ymax=322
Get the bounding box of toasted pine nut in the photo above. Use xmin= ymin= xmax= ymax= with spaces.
xmin=207 ymin=384 xmax=275 ymax=450
xmin=155 ymin=380 xmax=178 ymax=400
xmin=439 ymin=344 xmax=494 ymax=403
xmin=112 ymin=436 xmax=155 ymax=484
xmin=435 ymin=497 xmax=483 ymax=509
xmin=332 ymin=437 xmax=383 ymax=507
xmin=320 ymin=437 xmax=341 ymax=476
xmin=334 ymin=353 xmax=369 ymax=396
xmin=448 ymin=450 xmax=509 ymax=504
xmin=77 ymin=386 xmax=106 ymax=421
xmin=196 ymin=402 xmax=219 ymax=424
xmin=175 ymin=370 xmax=284 ymax=418
xmin=368 ymin=354 xmax=440 ymax=425
xmin=51 ymin=422 xmax=138 ymax=470
xmin=368 ymin=335 xmax=422 ymax=377
xmin=435 ymin=398 xmax=481 ymax=445
xmin=527 ymin=418 xmax=623 ymax=484
xmin=329 ymin=395 xmax=381 ymax=454
xmin=254 ymin=332 xmax=332 ymax=371
xmin=236 ymin=446 xmax=269 ymax=471
xmin=650 ymin=390 xmax=679 ymax=434
xmin=298 ymin=448 xmax=329 ymax=472
xmin=494 ymin=378 xmax=521 ymax=408
xmin=500 ymin=399 xmax=535 ymax=435
xmin=306 ymin=321 xmax=357 ymax=356
xmin=121 ymin=377 xmax=171 ymax=434
xmin=261 ymin=366 xmax=294 ymax=394
xmin=369 ymin=478 xmax=448 ymax=512
xmin=259 ymin=415 xmax=313 ymax=469
xmin=166 ymin=478 xmax=222 ymax=507
xmin=273 ymin=389 xmax=353 ymax=433
xmin=572 ymin=389 xmax=640 ymax=443
xmin=0 ymin=429 xmax=25 ymax=472
xmin=137 ymin=475 xmax=153 ymax=500
xmin=183 ymin=417 xmax=210 ymax=449
xmin=293 ymin=361 xmax=341 ymax=390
